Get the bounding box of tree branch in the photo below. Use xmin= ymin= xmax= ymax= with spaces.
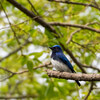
xmin=48 ymin=0 xmax=100 ymax=11
xmin=27 ymin=0 xmax=40 ymax=16
xmin=0 ymin=19 xmax=29 ymax=30
xmin=66 ymin=22 xmax=98 ymax=44
xmin=60 ymin=43 xmax=100 ymax=72
xmin=15 ymin=62 xmax=51 ymax=74
xmin=0 ymin=62 xmax=51 ymax=82
xmin=47 ymin=69 xmax=100 ymax=81
xmin=6 ymin=0 xmax=100 ymax=74
xmin=7 ymin=0 xmax=59 ymax=37
xmin=84 ymin=82 xmax=94 ymax=100
xmin=71 ymin=40 xmax=95 ymax=53
xmin=0 ymin=95 xmax=37 ymax=99
xmin=0 ymin=40 xmax=31 ymax=62
xmin=0 ymin=2 xmax=21 ymax=45
xmin=80 ymin=64 xmax=100 ymax=72
xmin=66 ymin=28 xmax=81 ymax=45
xmin=49 ymin=22 xmax=100 ymax=33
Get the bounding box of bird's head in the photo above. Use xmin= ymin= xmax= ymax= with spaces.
xmin=49 ymin=45 xmax=63 ymax=53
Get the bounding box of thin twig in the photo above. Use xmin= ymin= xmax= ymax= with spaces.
xmin=0 ymin=62 xmax=51 ymax=82
xmin=0 ymin=73 xmax=16 ymax=82
xmin=0 ymin=95 xmax=37 ymax=99
xmin=0 ymin=16 xmax=38 ymax=31
xmin=7 ymin=0 xmax=59 ymax=38
xmin=84 ymin=82 xmax=94 ymax=100
xmin=16 ymin=62 xmax=51 ymax=74
xmin=0 ymin=40 xmax=31 ymax=62
xmin=0 ymin=19 xmax=29 ymax=30
xmin=27 ymin=0 xmax=40 ymax=16
xmin=49 ymin=22 xmax=100 ymax=33
xmin=66 ymin=22 xmax=98 ymax=44
xmin=48 ymin=0 xmax=100 ymax=11
xmin=0 ymin=2 xmax=21 ymax=45
xmin=71 ymin=40 xmax=95 ymax=53
xmin=66 ymin=28 xmax=81 ymax=44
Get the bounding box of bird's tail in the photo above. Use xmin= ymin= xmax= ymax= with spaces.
xmin=75 ymin=80 xmax=81 ymax=86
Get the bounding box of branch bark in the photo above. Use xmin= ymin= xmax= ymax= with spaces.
xmin=47 ymin=69 xmax=100 ymax=81
xmin=49 ymin=22 xmax=100 ymax=33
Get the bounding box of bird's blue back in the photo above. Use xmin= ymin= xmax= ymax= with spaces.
xmin=51 ymin=51 xmax=75 ymax=73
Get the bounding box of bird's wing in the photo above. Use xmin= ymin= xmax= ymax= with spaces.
xmin=57 ymin=53 xmax=75 ymax=73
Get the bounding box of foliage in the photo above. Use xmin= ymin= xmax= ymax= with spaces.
xmin=0 ymin=0 xmax=100 ymax=100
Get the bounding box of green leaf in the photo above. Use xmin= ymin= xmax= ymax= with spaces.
xmin=21 ymin=56 xmax=28 ymax=66
xmin=29 ymin=51 xmax=43 ymax=57
xmin=27 ymin=60 xmax=33 ymax=72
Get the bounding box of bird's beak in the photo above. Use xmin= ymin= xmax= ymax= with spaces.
xmin=49 ymin=47 xmax=53 ymax=50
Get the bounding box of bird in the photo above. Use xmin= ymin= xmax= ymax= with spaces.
xmin=49 ymin=45 xmax=81 ymax=86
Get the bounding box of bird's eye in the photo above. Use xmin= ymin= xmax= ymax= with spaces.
xmin=55 ymin=47 xmax=58 ymax=51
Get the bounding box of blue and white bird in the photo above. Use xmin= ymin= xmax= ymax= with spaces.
xmin=49 ymin=45 xmax=81 ymax=86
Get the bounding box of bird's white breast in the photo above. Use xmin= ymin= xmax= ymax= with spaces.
xmin=51 ymin=59 xmax=71 ymax=72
